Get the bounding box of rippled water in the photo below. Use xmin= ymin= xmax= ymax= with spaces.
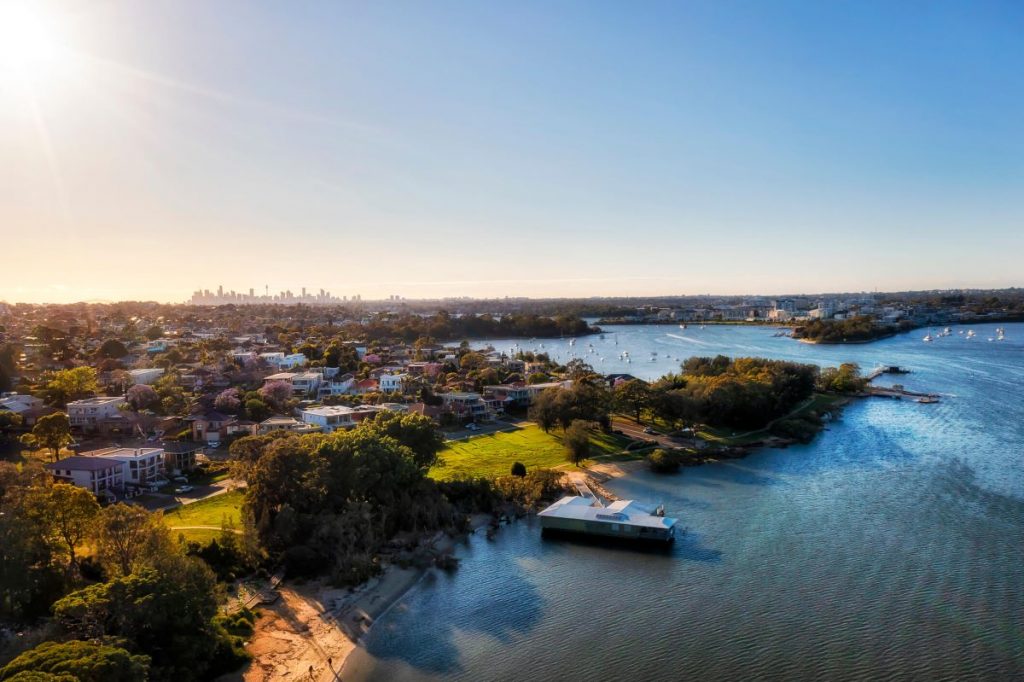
xmin=345 ymin=323 xmax=1024 ymax=681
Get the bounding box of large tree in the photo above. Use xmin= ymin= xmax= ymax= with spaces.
xmin=563 ymin=420 xmax=592 ymax=466
xmin=47 ymin=367 xmax=99 ymax=405
xmin=613 ymin=379 xmax=653 ymax=424
xmin=93 ymin=503 xmax=173 ymax=577
xmin=53 ymin=559 xmax=227 ymax=681
xmin=38 ymin=483 xmax=100 ymax=573
xmin=21 ymin=412 xmax=74 ymax=461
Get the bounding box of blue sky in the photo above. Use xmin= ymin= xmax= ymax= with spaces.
xmin=2 ymin=0 xmax=1022 ymax=302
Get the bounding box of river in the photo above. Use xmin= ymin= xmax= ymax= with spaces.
xmin=344 ymin=322 xmax=1024 ymax=681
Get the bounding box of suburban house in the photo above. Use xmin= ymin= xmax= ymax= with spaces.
xmin=378 ymin=373 xmax=407 ymax=393
xmin=128 ymin=368 xmax=165 ymax=385
xmin=162 ymin=441 xmax=204 ymax=474
xmin=406 ymin=362 xmax=443 ymax=378
xmin=318 ymin=373 xmax=355 ymax=398
xmin=354 ymin=378 xmax=379 ymax=394
xmin=440 ymin=392 xmax=492 ymax=421
xmin=187 ymin=409 xmax=234 ymax=440
xmin=87 ymin=447 xmax=165 ymax=486
xmin=0 ymin=393 xmax=48 ymax=425
xmin=299 ymin=405 xmax=359 ymax=432
xmin=263 ymin=371 xmax=322 ymax=396
xmin=258 ymin=416 xmax=319 ymax=434
xmin=67 ymin=396 xmax=126 ymax=431
xmin=259 ymin=352 xmax=307 ymax=369
xmin=45 ymin=456 xmax=124 ymax=495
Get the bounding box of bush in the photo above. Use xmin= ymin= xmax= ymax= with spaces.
xmin=510 ymin=462 xmax=527 ymax=477
xmin=647 ymin=449 xmax=681 ymax=474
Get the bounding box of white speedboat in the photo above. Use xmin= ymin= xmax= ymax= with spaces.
xmin=923 ymin=334 xmax=933 ymax=342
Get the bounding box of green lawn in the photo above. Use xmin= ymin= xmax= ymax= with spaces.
xmin=164 ymin=490 xmax=244 ymax=532
xmin=430 ymin=424 xmax=633 ymax=480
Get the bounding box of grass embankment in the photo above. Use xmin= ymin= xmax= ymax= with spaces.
xmin=164 ymin=490 xmax=245 ymax=542
xmin=697 ymin=392 xmax=848 ymax=446
xmin=430 ymin=424 xmax=633 ymax=480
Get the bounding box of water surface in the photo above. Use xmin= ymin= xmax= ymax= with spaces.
xmin=346 ymin=323 xmax=1024 ymax=681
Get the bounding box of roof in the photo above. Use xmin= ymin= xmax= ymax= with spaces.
xmin=46 ymin=456 xmax=124 ymax=472
xmin=538 ymin=496 xmax=677 ymax=530
xmin=84 ymin=447 xmax=164 ymax=461
xmin=68 ymin=396 xmax=125 ymax=406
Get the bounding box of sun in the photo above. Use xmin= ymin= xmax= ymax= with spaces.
xmin=0 ymin=3 xmax=64 ymax=87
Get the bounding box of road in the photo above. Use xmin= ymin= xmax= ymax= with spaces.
xmin=610 ymin=416 xmax=697 ymax=449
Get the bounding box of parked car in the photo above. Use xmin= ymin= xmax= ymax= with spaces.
xmin=642 ymin=427 xmax=657 ymax=435
xmin=466 ymin=423 xmax=480 ymax=431
xmin=175 ymin=485 xmax=194 ymax=493
xmin=172 ymin=475 xmax=188 ymax=483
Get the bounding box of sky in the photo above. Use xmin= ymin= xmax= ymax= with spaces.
xmin=1 ymin=0 xmax=1022 ymax=303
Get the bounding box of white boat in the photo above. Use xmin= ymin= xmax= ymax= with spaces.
xmin=923 ymin=334 xmax=933 ymax=342
xmin=966 ymin=330 xmax=975 ymax=338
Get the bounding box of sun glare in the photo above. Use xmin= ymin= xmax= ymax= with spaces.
xmin=0 ymin=3 xmax=64 ymax=86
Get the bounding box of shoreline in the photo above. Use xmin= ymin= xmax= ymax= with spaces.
xmin=236 ymin=516 xmax=491 ymax=682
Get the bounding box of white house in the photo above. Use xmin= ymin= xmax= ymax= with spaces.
xmin=318 ymin=374 xmax=356 ymax=398
xmin=299 ymin=405 xmax=359 ymax=432
xmin=45 ymin=456 xmax=124 ymax=495
xmin=379 ymin=373 xmax=407 ymax=393
xmin=68 ymin=396 xmax=126 ymax=430
xmin=260 ymin=352 xmax=307 ymax=369
xmin=88 ymin=447 xmax=166 ymax=485
xmin=128 ymin=368 xmax=165 ymax=385
xmin=263 ymin=371 xmax=321 ymax=396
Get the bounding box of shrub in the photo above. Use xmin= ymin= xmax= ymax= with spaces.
xmin=647 ymin=449 xmax=681 ymax=474
xmin=510 ymin=462 xmax=527 ymax=477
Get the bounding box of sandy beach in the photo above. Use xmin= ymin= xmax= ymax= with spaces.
xmin=227 ymin=522 xmax=485 ymax=681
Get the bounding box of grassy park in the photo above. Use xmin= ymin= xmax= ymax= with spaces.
xmin=429 ymin=423 xmax=633 ymax=480
xmin=164 ymin=489 xmax=245 ymax=541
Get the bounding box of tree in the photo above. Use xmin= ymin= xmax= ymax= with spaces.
xmin=647 ymin=448 xmax=682 ymax=473
xmin=93 ymin=503 xmax=172 ymax=577
xmin=0 ymin=640 xmax=149 ymax=682
xmin=125 ymin=384 xmax=158 ymax=410
xmin=96 ymin=339 xmax=129 ymax=359
xmin=528 ymin=388 xmax=561 ymax=432
xmin=358 ymin=411 xmax=444 ymax=472
xmin=510 ymin=461 xmax=527 ymax=477
xmin=0 ymin=410 xmax=23 ymax=441
xmin=214 ymin=388 xmax=242 ymax=414
xmin=21 ymin=412 xmax=73 ymax=461
xmin=259 ymin=380 xmax=292 ymax=410
xmin=144 ymin=325 xmax=164 ymax=341
xmin=0 ymin=488 xmax=62 ymax=621
xmin=53 ymin=560 xmax=227 ymax=681
xmin=40 ymin=483 xmax=100 ymax=572
xmin=563 ymin=420 xmax=591 ymax=466
xmin=614 ymin=379 xmax=653 ymax=423
xmin=48 ymin=367 xmax=98 ymax=405
xmin=243 ymin=398 xmax=271 ymax=422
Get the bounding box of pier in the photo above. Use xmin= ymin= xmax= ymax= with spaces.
xmin=866 ymin=365 xmax=939 ymax=402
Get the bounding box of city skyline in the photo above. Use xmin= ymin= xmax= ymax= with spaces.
xmin=3 ymin=1 xmax=1023 ymax=304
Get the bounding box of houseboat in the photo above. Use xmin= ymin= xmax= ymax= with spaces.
xmin=538 ymin=495 xmax=678 ymax=543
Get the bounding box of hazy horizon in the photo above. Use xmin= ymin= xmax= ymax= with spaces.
xmin=3 ymin=1 xmax=1022 ymax=303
